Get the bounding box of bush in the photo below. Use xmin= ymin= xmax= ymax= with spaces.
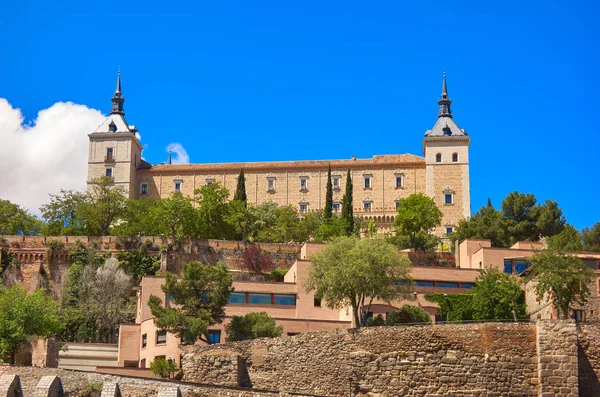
xmin=366 ymin=314 xmax=386 ymax=327
xmin=150 ymin=357 xmax=179 ymax=378
xmin=238 ymin=245 xmax=275 ymax=274
xmin=266 ymin=268 xmax=288 ymax=282
xmin=225 ymin=312 xmax=283 ymax=341
xmin=387 ymin=305 xmax=431 ymax=325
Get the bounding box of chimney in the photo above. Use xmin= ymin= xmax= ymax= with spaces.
xmin=168 ymin=150 xmax=172 ymax=165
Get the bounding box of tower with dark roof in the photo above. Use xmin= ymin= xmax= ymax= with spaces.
xmin=423 ymin=72 xmax=471 ymax=237
xmin=87 ymin=71 xmax=143 ymax=198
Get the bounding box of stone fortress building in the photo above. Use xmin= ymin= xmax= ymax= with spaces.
xmin=87 ymin=72 xmax=471 ymax=235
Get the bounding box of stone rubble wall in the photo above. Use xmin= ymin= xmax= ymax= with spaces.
xmin=183 ymin=323 xmax=540 ymax=396
xmin=536 ymin=321 xmax=578 ymax=397
xmin=576 ymin=322 xmax=600 ymax=396
xmin=0 ymin=367 xmax=319 ymax=397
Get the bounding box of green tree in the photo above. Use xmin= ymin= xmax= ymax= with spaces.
xmin=471 ymin=268 xmax=526 ymax=321
xmin=234 ymin=169 xmax=247 ymax=205
xmin=225 ymin=312 xmax=283 ymax=341
xmin=115 ymin=249 xmax=161 ymax=281
xmin=151 ymin=192 xmax=198 ymax=239
xmin=248 ymin=202 xmax=281 ymax=242
xmin=527 ymin=250 xmax=595 ymax=319
xmin=305 ymin=237 xmax=412 ymax=327
xmin=0 ymin=285 xmax=64 ymax=362
xmin=393 ymin=193 xmax=442 ymax=250
xmin=452 ymin=204 xmax=509 ymax=248
xmin=502 ymin=192 xmax=565 ymax=244
xmin=387 ymin=231 xmax=439 ymax=252
xmin=341 ymin=170 xmax=354 ymax=235
xmin=111 ymin=198 xmax=161 ymax=237
xmin=224 ymin=199 xmax=253 ymax=242
xmin=0 ymin=199 xmax=41 ymax=235
xmin=582 ymin=222 xmax=600 ymax=252
xmin=366 ymin=218 xmax=378 ymax=238
xmin=316 ymin=217 xmax=348 ymax=242
xmin=195 ymin=183 xmax=234 ymax=239
xmin=386 ymin=305 xmax=432 ymax=325
xmin=148 ymin=261 xmax=233 ymax=344
xmin=324 ymin=164 xmax=333 ymax=219
xmin=424 ymin=293 xmax=474 ymax=322
xmin=40 ymin=190 xmax=87 ymax=236
xmin=547 ymin=224 xmax=583 ymax=253
xmin=78 ymin=177 xmax=127 ymax=236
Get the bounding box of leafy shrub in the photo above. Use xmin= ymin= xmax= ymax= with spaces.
xmin=387 ymin=305 xmax=431 ymax=325
xmin=225 ymin=312 xmax=283 ymax=341
xmin=366 ymin=314 xmax=386 ymax=327
xmin=46 ymin=239 xmax=65 ymax=251
xmin=266 ymin=268 xmax=288 ymax=282
xmin=150 ymin=357 xmax=179 ymax=378
xmin=238 ymin=245 xmax=275 ymax=274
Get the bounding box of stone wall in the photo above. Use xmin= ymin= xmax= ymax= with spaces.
xmin=577 ymin=322 xmax=600 ymax=396
xmin=182 ymin=323 xmax=540 ymax=396
xmin=536 ymin=321 xmax=578 ymax=397
xmin=0 ymin=366 xmax=320 ymax=397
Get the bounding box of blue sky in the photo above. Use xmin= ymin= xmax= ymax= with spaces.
xmin=0 ymin=1 xmax=598 ymax=230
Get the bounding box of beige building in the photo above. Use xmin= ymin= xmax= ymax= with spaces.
xmin=117 ymin=241 xmax=479 ymax=369
xmin=88 ymin=73 xmax=471 ymax=236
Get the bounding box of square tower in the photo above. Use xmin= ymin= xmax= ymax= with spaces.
xmin=87 ymin=72 xmax=142 ymax=198
xmin=423 ymin=73 xmax=471 ymax=236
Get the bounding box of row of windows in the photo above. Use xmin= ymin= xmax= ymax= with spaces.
xmin=142 ymin=329 xmax=222 ymax=348
xmin=229 ymin=292 xmax=297 ymax=306
xmin=414 ymin=280 xmax=475 ymax=289
xmin=435 ymin=153 xmax=459 ymax=163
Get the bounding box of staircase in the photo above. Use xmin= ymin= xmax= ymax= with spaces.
xmin=58 ymin=343 xmax=119 ymax=372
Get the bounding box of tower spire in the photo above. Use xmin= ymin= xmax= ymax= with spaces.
xmin=438 ymin=70 xmax=452 ymax=118
xmin=110 ymin=69 xmax=125 ymax=116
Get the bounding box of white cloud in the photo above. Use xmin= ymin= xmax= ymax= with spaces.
xmin=166 ymin=142 xmax=190 ymax=164
xmin=135 ymin=132 xmax=141 ymax=141
xmin=0 ymin=98 xmax=106 ymax=215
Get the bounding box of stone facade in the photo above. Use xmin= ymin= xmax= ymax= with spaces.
xmin=536 ymin=321 xmax=578 ymax=397
xmin=87 ymin=74 xmax=471 ymax=237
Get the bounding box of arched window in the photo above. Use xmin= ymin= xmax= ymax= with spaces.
xmin=109 ymin=122 xmax=117 ymax=132
xmin=436 ymin=153 xmax=442 ymax=163
xmin=452 ymin=153 xmax=458 ymax=162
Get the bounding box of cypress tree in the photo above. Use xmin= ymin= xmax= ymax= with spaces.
xmin=234 ymin=169 xmax=247 ymax=206
xmin=324 ymin=164 xmax=333 ymax=219
xmin=341 ymin=169 xmax=354 ymax=235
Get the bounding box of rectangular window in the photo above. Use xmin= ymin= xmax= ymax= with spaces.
xmin=156 ymin=330 xmax=167 ymax=345
xmin=267 ymin=179 xmax=275 ymax=191
xmin=461 ymin=283 xmax=475 ymax=289
xmin=141 ymin=184 xmax=148 ymax=195
xmin=313 ymin=296 xmax=322 ymax=307
xmin=332 ymin=177 xmax=340 ymax=189
xmin=573 ymin=310 xmax=584 ymax=322
xmin=175 ymin=182 xmax=181 ymax=192
xmin=228 ymin=292 xmax=247 ymax=304
xmin=248 ymin=293 xmax=271 ymax=305
xmin=299 ymin=204 xmax=308 ymax=213
xmin=106 ymin=147 xmax=114 ymax=159
xmin=415 ymin=280 xmax=435 ymax=287
xmin=364 ymin=177 xmax=371 ymax=189
xmin=514 ymin=261 xmax=528 ymax=275
xmin=332 ymin=203 xmax=340 ymax=213
xmin=300 ymin=178 xmax=307 ymax=190
xmin=105 ymin=168 xmax=113 ymax=177
xmin=437 ymin=282 xmax=459 ymax=288
xmin=142 ymin=334 xmax=147 ymax=349
xmin=445 ymin=194 xmax=453 ymax=204
xmin=446 ymin=227 xmax=453 ymax=234
xmin=395 ymin=176 xmax=403 ymax=188
xmin=504 ymin=260 xmax=513 ymax=274
xmin=207 ymin=330 xmax=221 ymax=344
xmin=165 ymin=295 xmax=174 ymax=302
xmin=274 ymin=294 xmax=296 ymax=306
xmin=363 ymin=202 xmax=372 ymax=212
xmin=395 ymin=201 xmax=400 ymax=210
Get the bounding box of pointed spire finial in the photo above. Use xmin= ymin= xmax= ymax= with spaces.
xmin=437 ymin=70 xmax=452 ymax=118
xmin=110 ymin=69 xmax=125 ymax=116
